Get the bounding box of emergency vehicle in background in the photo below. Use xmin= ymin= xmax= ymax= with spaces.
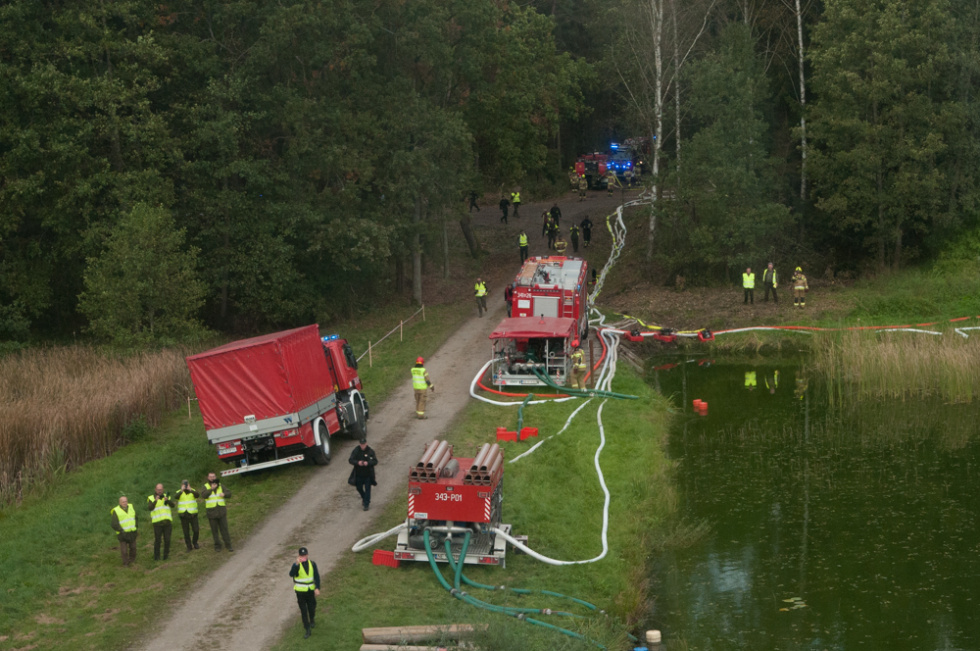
xmin=186 ymin=325 xmax=369 ymax=476
xmin=490 ymin=256 xmax=589 ymax=388
xmin=574 ymin=152 xmax=609 ymax=190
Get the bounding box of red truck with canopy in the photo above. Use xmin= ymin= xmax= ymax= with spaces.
xmin=488 ymin=316 xmax=579 ymax=388
xmin=186 ymin=325 xmax=368 ymax=476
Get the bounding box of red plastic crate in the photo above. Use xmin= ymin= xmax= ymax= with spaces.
xmin=496 ymin=427 xmax=518 ymax=442
xmin=519 ymin=427 xmax=539 ymax=440
xmin=372 ymin=549 xmax=400 ymax=568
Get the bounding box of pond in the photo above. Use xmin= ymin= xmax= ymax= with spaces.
xmin=648 ymin=358 xmax=980 ymax=651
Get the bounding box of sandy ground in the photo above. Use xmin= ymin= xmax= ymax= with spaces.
xmin=136 ymin=188 xmax=629 ymax=651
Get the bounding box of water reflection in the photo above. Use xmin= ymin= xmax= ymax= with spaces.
xmin=649 ymin=358 xmax=980 ymax=651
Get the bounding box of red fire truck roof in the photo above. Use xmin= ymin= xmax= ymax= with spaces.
xmin=514 ymin=257 xmax=586 ymax=292
xmin=489 ymin=317 xmax=577 ymax=340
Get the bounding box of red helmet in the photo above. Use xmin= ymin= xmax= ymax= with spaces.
xmin=572 ymin=340 xmax=580 ymax=347
xmin=416 ymin=357 xmax=424 ymax=364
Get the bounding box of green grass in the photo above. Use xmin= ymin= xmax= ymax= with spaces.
xmin=272 ymin=369 xmax=674 ymax=651
xmin=0 ymin=304 xmax=473 ymax=651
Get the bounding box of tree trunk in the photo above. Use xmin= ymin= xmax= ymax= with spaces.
xmin=795 ymin=0 xmax=807 ymax=206
xmin=672 ymin=0 xmax=681 ymax=175
xmin=412 ymin=196 xmax=423 ymax=305
xmin=646 ymin=0 xmax=664 ymax=262
xmin=458 ymin=214 xmax=482 ymax=258
xmin=442 ymin=220 xmax=449 ymax=279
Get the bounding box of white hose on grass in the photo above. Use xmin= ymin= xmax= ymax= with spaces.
xmin=351 ymin=521 xmax=408 ymax=553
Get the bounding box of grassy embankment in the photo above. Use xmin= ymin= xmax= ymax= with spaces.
xmin=271 ymin=369 xmax=677 ymax=651
xmin=0 ymin=302 xmax=469 ymax=651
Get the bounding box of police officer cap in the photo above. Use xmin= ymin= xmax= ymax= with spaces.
xmin=298 ymin=547 xmax=308 ymax=556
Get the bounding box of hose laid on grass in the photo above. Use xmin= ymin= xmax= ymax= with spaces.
xmin=351 ymin=521 xmax=407 ymax=553
xmin=424 ymin=530 xmax=601 ymax=647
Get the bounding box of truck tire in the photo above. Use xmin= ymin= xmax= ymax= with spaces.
xmin=310 ymin=419 xmax=331 ymax=465
xmin=350 ymin=396 xmax=367 ymax=441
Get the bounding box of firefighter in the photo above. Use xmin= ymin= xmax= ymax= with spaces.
xmin=578 ymin=175 xmax=588 ymax=200
xmin=474 ymin=277 xmax=489 ymax=317
xmin=580 ymin=217 xmax=593 ymax=248
xmin=110 ymin=495 xmax=138 ymax=566
xmin=606 ymin=172 xmax=618 ymax=196
xmin=202 ymin=473 xmax=233 ymax=551
xmin=569 ymin=224 xmax=580 ymax=253
xmin=547 ymin=218 xmax=559 ymax=250
xmin=568 ymin=167 xmax=579 ymax=189
xmin=411 ymin=357 xmax=434 ymax=419
xmin=623 ymin=167 xmax=634 ymax=188
xmin=498 ymin=196 xmax=509 ymax=223
xmin=518 ymin=230 xmax=529 ymax=264
xmin=792 ymin=266 xmax=809 ymax=308
xmin=765 ymin=369 xmax=780 ymax=395
xmin=555 ymin=234 xmax=568 ymax=255
xmin=504 ymin=283 xmax=514 ymax=317
xmin=175 ymin=479 xmax=200 ymax=551
xmin=510 ymin=190 xmax=521 ymax=218
xmin=762 ymin=262 xmax=778 ymax=303
xmin=146 ymin=483 xmax=174 ymax=561
xmin=570 ymin=342 xmax=587 ymax=390
xmin=742 ymin=267 xmax=755 ymax=305
xmin=541 ymin=211 xmax=551 ymax=238
xmin=289 ymin=546 xmax=321 ymax=639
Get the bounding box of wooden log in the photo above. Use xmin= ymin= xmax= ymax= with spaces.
xmin=362 ymin=624 xmax=487 ymax=645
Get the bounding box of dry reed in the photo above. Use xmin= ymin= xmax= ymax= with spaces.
xmin=811 ymin=331 xmax=980 ymax=404
xmin=0 ymin=346 xmax=192 ymax=505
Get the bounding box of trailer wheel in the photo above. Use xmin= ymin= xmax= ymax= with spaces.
xmin=310 ymin=419 xmax=331 ymax=465
xmin=350 ymin=396 xmax=367 ymax=441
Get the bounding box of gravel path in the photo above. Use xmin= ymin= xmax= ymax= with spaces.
xmin=138 ymin=298 xmax=507 ymax=651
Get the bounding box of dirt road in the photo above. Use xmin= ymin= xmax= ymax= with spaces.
xmin=138 ymin=189 xmax=624 ymax=651
xmin=139 ymin=296 xmax=507 ymax=651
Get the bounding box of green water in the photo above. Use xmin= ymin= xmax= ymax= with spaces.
xmin=648 ymin=359 xmax=980 ymax=651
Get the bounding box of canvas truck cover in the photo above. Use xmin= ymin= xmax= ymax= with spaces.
xmin=186 ymin=325 xmax=334 ymax=433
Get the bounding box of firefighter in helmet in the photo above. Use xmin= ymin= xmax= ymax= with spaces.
xmin=570 ymin=341 xmax=587 ymax=390
xmin=411 ymin=357 xmax=434 ymax=419
xmin=792 ymin=266 xmax=809 ymax=308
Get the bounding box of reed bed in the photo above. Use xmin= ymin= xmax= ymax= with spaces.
xmin=0 ymin=346 xmax=192 ymax=504
xmin=811 ymin=331 xmax=980 ymax=404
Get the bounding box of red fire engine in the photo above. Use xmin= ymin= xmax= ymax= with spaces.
xmin=510 ymin=256 xmax=589 ymax=338
xmin=394 ymin=441 xmax=516 ymax=566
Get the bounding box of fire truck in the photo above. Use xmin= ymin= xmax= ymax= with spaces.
xmin=186 ymin=325 xmax=369 ymax=476
xmin=491 ymin=256 xmax=590 ymax=388
xmin=394 ymin=441 xmax=515 ymax=566
xmin=574 ymin=152 xmax=610 ymax=190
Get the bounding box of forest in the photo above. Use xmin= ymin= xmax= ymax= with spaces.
xmin=1 ymin=0 xmax=978 ymax=345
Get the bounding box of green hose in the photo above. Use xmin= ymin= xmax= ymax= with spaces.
xmin=516 ymin=393 xmax=533 ymax=432
xmin=423 ymin=529 xmax=605 ymax=647
xmin=530 ymin=366 xmax=638 ymax=400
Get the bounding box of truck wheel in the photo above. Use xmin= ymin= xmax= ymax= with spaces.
xmin=310 ymin=419 xmax=331 ymax=465
xmin=350 ymin=396 xmax=367 ymax=441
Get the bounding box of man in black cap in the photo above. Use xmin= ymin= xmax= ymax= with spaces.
xmin=289 ymin=546 xmax=321 ymax=639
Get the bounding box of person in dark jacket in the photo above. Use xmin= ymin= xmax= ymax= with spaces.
xmin=289 ymin=546 xmax=321 ymax=639
xmin=348 ymin=441 xmax=378 ymax=511
xmin=580 ymin=217 xmax=593 ymax=248
xmin=550 ymin=203 xmax=562 ymax=227
xmin=498 ymin=196 xmax=509 ymax=223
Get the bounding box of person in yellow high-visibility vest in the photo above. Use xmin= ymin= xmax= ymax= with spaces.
xmin=742 ymin=267 xmax=755 ymax=305
xmin=518 ymin=230 xmax=529 ymax=264
xmin=110 ymin=495 xmax=138 ymax=566
xmin=175 ymin=480 xmax=200 ymax=551
xmin=745 ymin=370 xmax=757 ymax=390
xmin=289 ymin=546 xmax=321 ymax=638
xmin=762 ymin=262 xmax=778 ymax=303
xmin=146 ymin=483 xmax=174 ymax=561
xmin=474 ymin=277 xmax=489 ymax=317
xmin=202 ymin=473 xmax=233 ymax=551
xmin=570 ymin=342 xmax=588 ymax=390
xmin=411 ymin=357 xmax=434 ymax=418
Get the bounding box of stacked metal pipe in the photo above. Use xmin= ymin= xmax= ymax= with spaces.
xmin=409 ymin=440 xmax=456 ymax=482
xmin=463 ymin=443 xmax=502 ymax=486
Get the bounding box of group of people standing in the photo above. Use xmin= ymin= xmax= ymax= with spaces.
xmin=741 ymin=264 xmax=810 ymax=308
xmin=109 ymin=472 xmax=233 ymax=566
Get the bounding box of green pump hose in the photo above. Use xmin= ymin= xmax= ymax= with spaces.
xmin=530 ymin=366 xmax=638 ymax=400
xmin=423 ymin=530 xmax=606 ymax=648
xmin=515 ymin=393 xmax=534 ymax=432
